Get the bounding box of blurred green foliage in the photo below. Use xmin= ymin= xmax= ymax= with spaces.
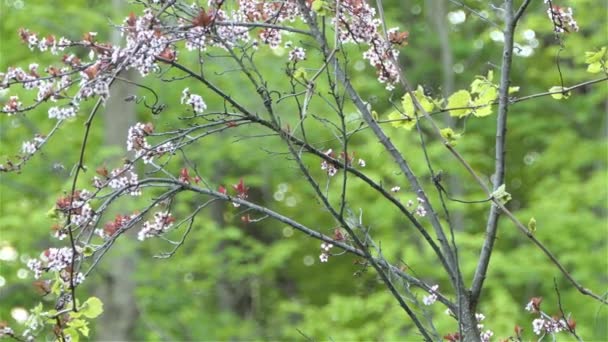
xmin=0 ymin=0 xmax=606 ymax=340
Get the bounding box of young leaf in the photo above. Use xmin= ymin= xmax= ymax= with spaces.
xmin=491 ymin=184 xmax=512 ymax=205
xmin=293 ymin=68 xmax=308 ymax=83
xmin=587 ymin=62 xmax=603 ymax=74
xmin=400 ymin=93 xmax=415 ymax=116
xmin=64 ymin=328 xmax=80 ymax=342
xmin=388 ymin=111 xmax=416 ymax=130
xmin=413 ymin=85 xmax=434 ymax=113
xmin=528 ymin=217 xmax=537 ymax=234
xmin=472 ymin=86 xmax=497 ymax=117
xmin=440 ymin=127 xmax=461 ymax=145
xmin=486 ymin=70 xmax=494 ymax=82
xmin=80 ymin=296 xmax=104 ymax=319
xmin=311 ymin=0 xmax=329 ymax=16
xmin=446 ymin=90 xmax=471 ymax=117
xmin=549 ymin=86 xmax=570 ymax=100
xmin=584 ymin=47 xmax=606 ymax=64
xmin=371 ymin=110 xmax=379 ymax=121
xmin=508 ymin=86 xmax=520 ymax=94
xmin=470 ymin=78 xmax=485 ymax=94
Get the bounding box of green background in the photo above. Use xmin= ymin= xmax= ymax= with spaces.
xmin=0 ymin=0 xmax=606 ymax=340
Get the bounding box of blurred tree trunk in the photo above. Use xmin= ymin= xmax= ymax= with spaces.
xmin=95 ymin=0 xmax=139 ymax=339
xmin=426 ymin=0 xmax=464 ymax=231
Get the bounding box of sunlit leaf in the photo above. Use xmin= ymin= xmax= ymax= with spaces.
xmin=472 ymin=86 xmax=497 ymax=117
xmin=293 ymin=68 xmax=308 ymax=82
xmin=528 ymin=217 xmax=537 ymax=234
xmin=486 ymin=70 xmax=494 ymax=82
xmin=440 ymin=127 xmax=461 ymax=145
xmin=388 ymin=111 xmax=416 ymax=130
xmin=65 ymin=329 xmax=80 ymax=342
xmin=446 ymin=90 xmax=471 ymax=117
xmin=491 ymin=184 xmax=512 ymax=205
xmin=584 ymin=47 xmax=606 ymax=64
xmin=414 ymin=85 xmax=435 ymax=113
xmin=549 ymin=86 xmax=570 ymax=100
xmin=80 ymin=297 xmax=103 ymax=319
xmin=587 ymin=62 xmax=602 ymax=73
xmin=400 ymin=93 xmax=415 ymax=116
xmin=470 ymin=78 xmax=486 ymax=94
xmin=311 ymin=0 xmax=329 ymax=15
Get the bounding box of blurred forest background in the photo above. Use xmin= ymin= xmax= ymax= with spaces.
xmin=0 ymin=0 xmax=606 ymax=340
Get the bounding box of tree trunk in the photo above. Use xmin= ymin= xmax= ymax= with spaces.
xmin=95 ymin=1 xmax=139 ymax=339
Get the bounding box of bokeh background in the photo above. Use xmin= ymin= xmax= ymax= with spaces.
xmin=1 ymin=0 xmax=606 ymax=340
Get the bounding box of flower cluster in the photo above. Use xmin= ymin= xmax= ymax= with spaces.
xmin=362 ymin=41 xmax=401 ymax=90
xmin=237 ymin=0 xmax=299 ymax=48
xmin=422 ymin=284 xmax=438 ymax=305
xmin=319 ymin=242 xmax=333 ymax=263
xmin=320 ymin=149 xmax=364 ymax=177
xmin=0 ymin=326 xmax=15 ymax=339
xmin=20 ymin=135 xmax=45 ymax=155
xmin=525 ymin=296 xmax=542 ymax=313
xmin=48 ymin=105 xmax=78 ymax=120
xmin=333 ymin=1 xmax=407 ymax=90
xmin=532 ymin=317 xmax=569 ymax=335
xmin=181 ymin=88 xmax=207 ymax=114
xmin=137 ymin=211 xmax=176 ymax=241
xmin=475 ymin=313 xmax=494 ymax=342
xmin=405 ymin=197 xmax=427 ymax=217
xmin=55 ymin=190 xmax=96 ymax=228
xmin=525 ymin=296 xmax=576 ymax=337
xmin=122 ymin=9 xmax=174 ymax=76
xmin=50 ymin=223 xmax=69 ymax=241
xmin=321 ymin=149 xmax=339 ymax=176
xmin=2 ymin=96 xmax=22 ymax=113
xmin=17 ymin=28 xmax=71 ymax=54
xmin=126 ymin=122 xmax=174 ymax=164
xmin=97 ymin=213 xmax=136 ymax=239
xmin=288 ymin=46 xmax=306 ymax=62
xmin=92 ymin=164 xmax=141 ymax=196
xmin=230 ymin=178 xmax=249 ymax=207
xmin=545 ymin=2 xmax=579 ymax=33
xmin=27 ymin=247 xmax=75 ymax=279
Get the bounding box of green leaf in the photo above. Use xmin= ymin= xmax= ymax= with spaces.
xmin=46 ymin=206 xmax=59 ymax=219
xmin=446 ymin=90 xmax=471 ymax=117
xmin=587 ymin=62 xmax=602 ymax=74
xmin=472 ymin=86 xmax=497 ymax=117
xmin=65 ymin=328 xmax=80 ymax=342
xmin=82 ymin=245 xmax=94 ymax=257
xmin=80 ymin=324 xmax=90 ymax=338
xmin=528 ymin=217 xmax=537 ymax=234
xmin=470 ymin=78 xmax=487 ymax=94
xmin=414 ymin=85 xmax=435 ymax=113
xmin=80 ymin=297 xmax=103 ymax=319
xmin=440 ymin=127 xmax=461 ymax=145
xmin=491 ymin=184 xmax=512 ymax=205
xmin=549 ymin=86 xmax=570 ymax=100
xmin=400 ymin=93 xmax=415 ymax=116
xmin=584 ymin=47 xmax=606 ymax=64
xmin=388 ymin=111 xmax=416 ymax=130
xmin=51 ymin=273 xmax=63 ymax=296
xmin=293 ymin=68 xmax=308 ymax=83
xmin=508 ymin=86 xmax=520 ymax=94
xmin=400 ymin=86 xmax=434 ymax=117
xmin=474 ymin=105 xmax=493 ymax=117
xmin=486 ymin=70 xmax=494 ymax=82
xmin=311 ymin=0 xmax=329 ymax=15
